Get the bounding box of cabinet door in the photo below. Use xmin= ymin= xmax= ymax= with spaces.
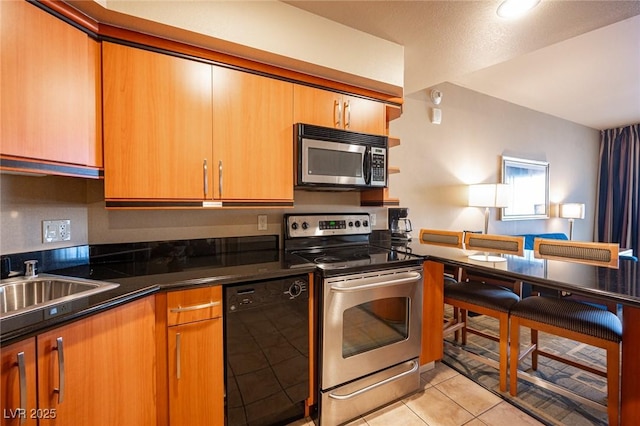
xmin=293 ymin=85 xmax=386 ymax=135
xmin=1 ymin=338 xmax=37 ymax=426
xmin=103 ymin=42 xmax=213 ymax=200
xmin=0 ymin=0 xmax=101 ymax=168
xmin=343 ymin=95 xmax=385 ymax=135
xmin=37 ymin=297 xmax=156 ymax=426
xmin=213 ymin=67 xmax=293 ymax=202
xmin=168 ymin=319 xmax=223 ymax=426
xmin=293 ymin=84 xmax=342 ymax=129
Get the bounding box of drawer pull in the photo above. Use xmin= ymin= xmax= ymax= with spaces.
xmin=170 ymin=300 xmax=220 ymax=313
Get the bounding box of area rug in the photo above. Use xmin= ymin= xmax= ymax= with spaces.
xmin=442 ymin=309 xmax=609 ymax=425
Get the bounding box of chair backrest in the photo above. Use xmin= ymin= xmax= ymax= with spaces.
xmin=464 ymin=233 xmax=524 ymax=256
xmin=533 ymin=238 xmax=619 ymax=268
xmin=419 ymin=229 xmax=464 ymax=248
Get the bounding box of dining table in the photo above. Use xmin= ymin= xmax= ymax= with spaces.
xmin=407 ymin=242 xmax=639 ymax=424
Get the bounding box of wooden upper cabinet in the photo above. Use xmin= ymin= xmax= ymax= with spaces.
xmin=0 ymin=0 xmax=101 ymax=172
xmin=212 ymin=66 xmax=294 ymax=202
xmin=102 ymin=42 xmax=213 ymax=201
xmin=293 ymin=84 xmax=385 ymax=135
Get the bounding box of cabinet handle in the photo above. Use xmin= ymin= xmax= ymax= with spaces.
xmin=218 ymin=160 xmax=223 ymax=198
xmin=344 ymin=100 xmax=351 ymax=129
xmin=17 ymin=352 xmax=27 ymax=425
xmin=170 ymin=300 xmax=220 ymax=313
xmin=54 ymin=337 xmax=65 ymax=404
xmin=176 ymin=332 xmax=182 ymax=380
xmin=334 ymin=99 xmax=342 ymax=127
xmin=203 ymin=159 xmax=208 ymax=197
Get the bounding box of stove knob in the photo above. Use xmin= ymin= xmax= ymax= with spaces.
xmin=301 ymin=221 xmax=309 ymax=230
xmin=363 ymin=220 xmax=369 ymax=227
xmin=354 ymin=220 xmax=361 ymax=227
xmin=291 ymin=222 xmax=299 ymax=230
xmin=348 ymin=221 xmax=354 ymax=227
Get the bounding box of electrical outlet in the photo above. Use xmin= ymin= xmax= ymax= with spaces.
xmin=257 ymin=215 xmax=268 ymax=231
xmin=370 ymin=213 xmax=377 ymax=226
xmin=42 ymin=220 xmax=71 ymax=243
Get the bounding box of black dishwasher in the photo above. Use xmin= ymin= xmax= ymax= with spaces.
xmin=224 ymin=274 xmax=310 ymax=426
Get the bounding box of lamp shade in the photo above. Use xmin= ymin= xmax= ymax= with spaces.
xmin=468 ymin=184 xmax=510 ymax=208
xmin=559 ymin=203 xmax=585 ymax=219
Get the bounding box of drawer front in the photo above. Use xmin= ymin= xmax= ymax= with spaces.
xmin=167 ymin=286 xmax=222 ymax=326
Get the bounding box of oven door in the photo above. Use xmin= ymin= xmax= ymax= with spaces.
xmin=301 ymin=138 xmax=367 ymax=186
xmin=321 ymin=266 xmax=423 ymax=390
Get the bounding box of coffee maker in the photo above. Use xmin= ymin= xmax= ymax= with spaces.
xmin=388 ymin=207 xmax=413 ymax=243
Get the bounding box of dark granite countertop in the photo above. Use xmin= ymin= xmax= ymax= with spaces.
xmin=394 ymin=241 xmax=640 ymax=308
xmin=1 ymin=238 xmax=315 ymax=346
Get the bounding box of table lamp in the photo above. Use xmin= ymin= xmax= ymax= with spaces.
xmin=559 ymin=203 xmax=585 ymax=240
xmin=468 ymin=183 xmax=510 ymax=234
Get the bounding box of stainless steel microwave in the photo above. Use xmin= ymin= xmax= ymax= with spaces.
xmin=295 ymin=123 xmax=388 ymax=190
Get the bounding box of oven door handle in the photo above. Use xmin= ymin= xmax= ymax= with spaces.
xmin=329 ymin=272 xmax=421 ymax=293
xmin=328 ymin=360 xmax=419 ymax=401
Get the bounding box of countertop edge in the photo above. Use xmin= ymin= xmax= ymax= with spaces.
xmin=1 ymin=266 xmax=316 ymax=347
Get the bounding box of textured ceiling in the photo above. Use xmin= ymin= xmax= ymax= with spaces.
xmin=285 ymin=0 xmax=640 ymax=130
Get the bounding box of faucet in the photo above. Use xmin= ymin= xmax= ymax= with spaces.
xmin=24 ymin=260 xmax=38 ymax=278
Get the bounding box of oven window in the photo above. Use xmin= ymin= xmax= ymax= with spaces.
xmin=308 ymin=148 xmax=363 ymax=177
xmin=342 ymin=298 xmax=409 ymax=358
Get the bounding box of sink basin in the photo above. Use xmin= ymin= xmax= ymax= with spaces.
xmin=0 ymin=274 xmax=120 ymax=320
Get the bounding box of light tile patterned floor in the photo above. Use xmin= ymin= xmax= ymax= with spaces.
xmin=288 ymin=362 xmax=544 ymax=426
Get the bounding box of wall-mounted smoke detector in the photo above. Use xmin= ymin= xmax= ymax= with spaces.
xmin=430 ymin=89 xmax=443 ymax=105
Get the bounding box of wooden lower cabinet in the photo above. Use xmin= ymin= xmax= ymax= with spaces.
xmin=1 ymin=296 xmax=156 ymax=426
xmin=38 ymin=296 xmax=156 ymax=425
xmin=167 ymin=319 xmax=223 ymax=426
xmin=420 ymin=260 xmax=444 ymax=365
xmin=1 ymin=338 xmax=37 ymax=426
xmin=158 ymin=286 xmax=224 ymax=426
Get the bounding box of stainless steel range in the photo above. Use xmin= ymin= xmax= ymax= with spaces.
xmin=283 ymin=213 xmax=424 ymax=426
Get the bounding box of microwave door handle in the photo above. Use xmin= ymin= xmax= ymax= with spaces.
xmin=363 ymin=147 xmax=372 ymax=185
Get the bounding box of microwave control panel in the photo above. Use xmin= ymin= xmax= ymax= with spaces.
xmin=371 ymin=147 xmax=386 ymax=186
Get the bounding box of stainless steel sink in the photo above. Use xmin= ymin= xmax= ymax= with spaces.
xmin=0 ymin=274 xmax=120 ymax=320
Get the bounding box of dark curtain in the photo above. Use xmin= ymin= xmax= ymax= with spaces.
xmin=595 ymin=124 xmax=640 ymax=256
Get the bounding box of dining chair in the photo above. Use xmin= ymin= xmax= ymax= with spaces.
xmin=533 ymin=237 xmax=619 ymax=268
xmin=465 ymin=232 xmax=525 ymax=257
xmin=419 ymin=229 xmax=523 ymax=392
xmin=510 ymin=239 xmax=623 ymax=425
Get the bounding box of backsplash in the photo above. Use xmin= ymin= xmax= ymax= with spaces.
xmin=1 ymin=174 xmax=385 ymax=255
xmin=1 ymin=235 xmax=280 ymax=278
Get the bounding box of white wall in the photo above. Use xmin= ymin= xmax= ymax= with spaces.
xmin=388 ymin=82 xmax=600 ymax=240
xmin=82 ymin=0 xmax=403 ymax=95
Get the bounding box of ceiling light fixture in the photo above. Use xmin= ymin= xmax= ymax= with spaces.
xmin=497 ymin=0 xmax=541 ymax=19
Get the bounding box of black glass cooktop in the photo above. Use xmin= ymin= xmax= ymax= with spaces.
xmin=290 ymin=245 xmax=421 ymax=271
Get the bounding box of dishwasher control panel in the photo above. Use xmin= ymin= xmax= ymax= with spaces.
xmin=225 ymin=274 xmax=309 ymax=313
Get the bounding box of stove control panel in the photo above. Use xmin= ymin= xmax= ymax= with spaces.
xmin=285 ymin=214 xmax=371 ymax=238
